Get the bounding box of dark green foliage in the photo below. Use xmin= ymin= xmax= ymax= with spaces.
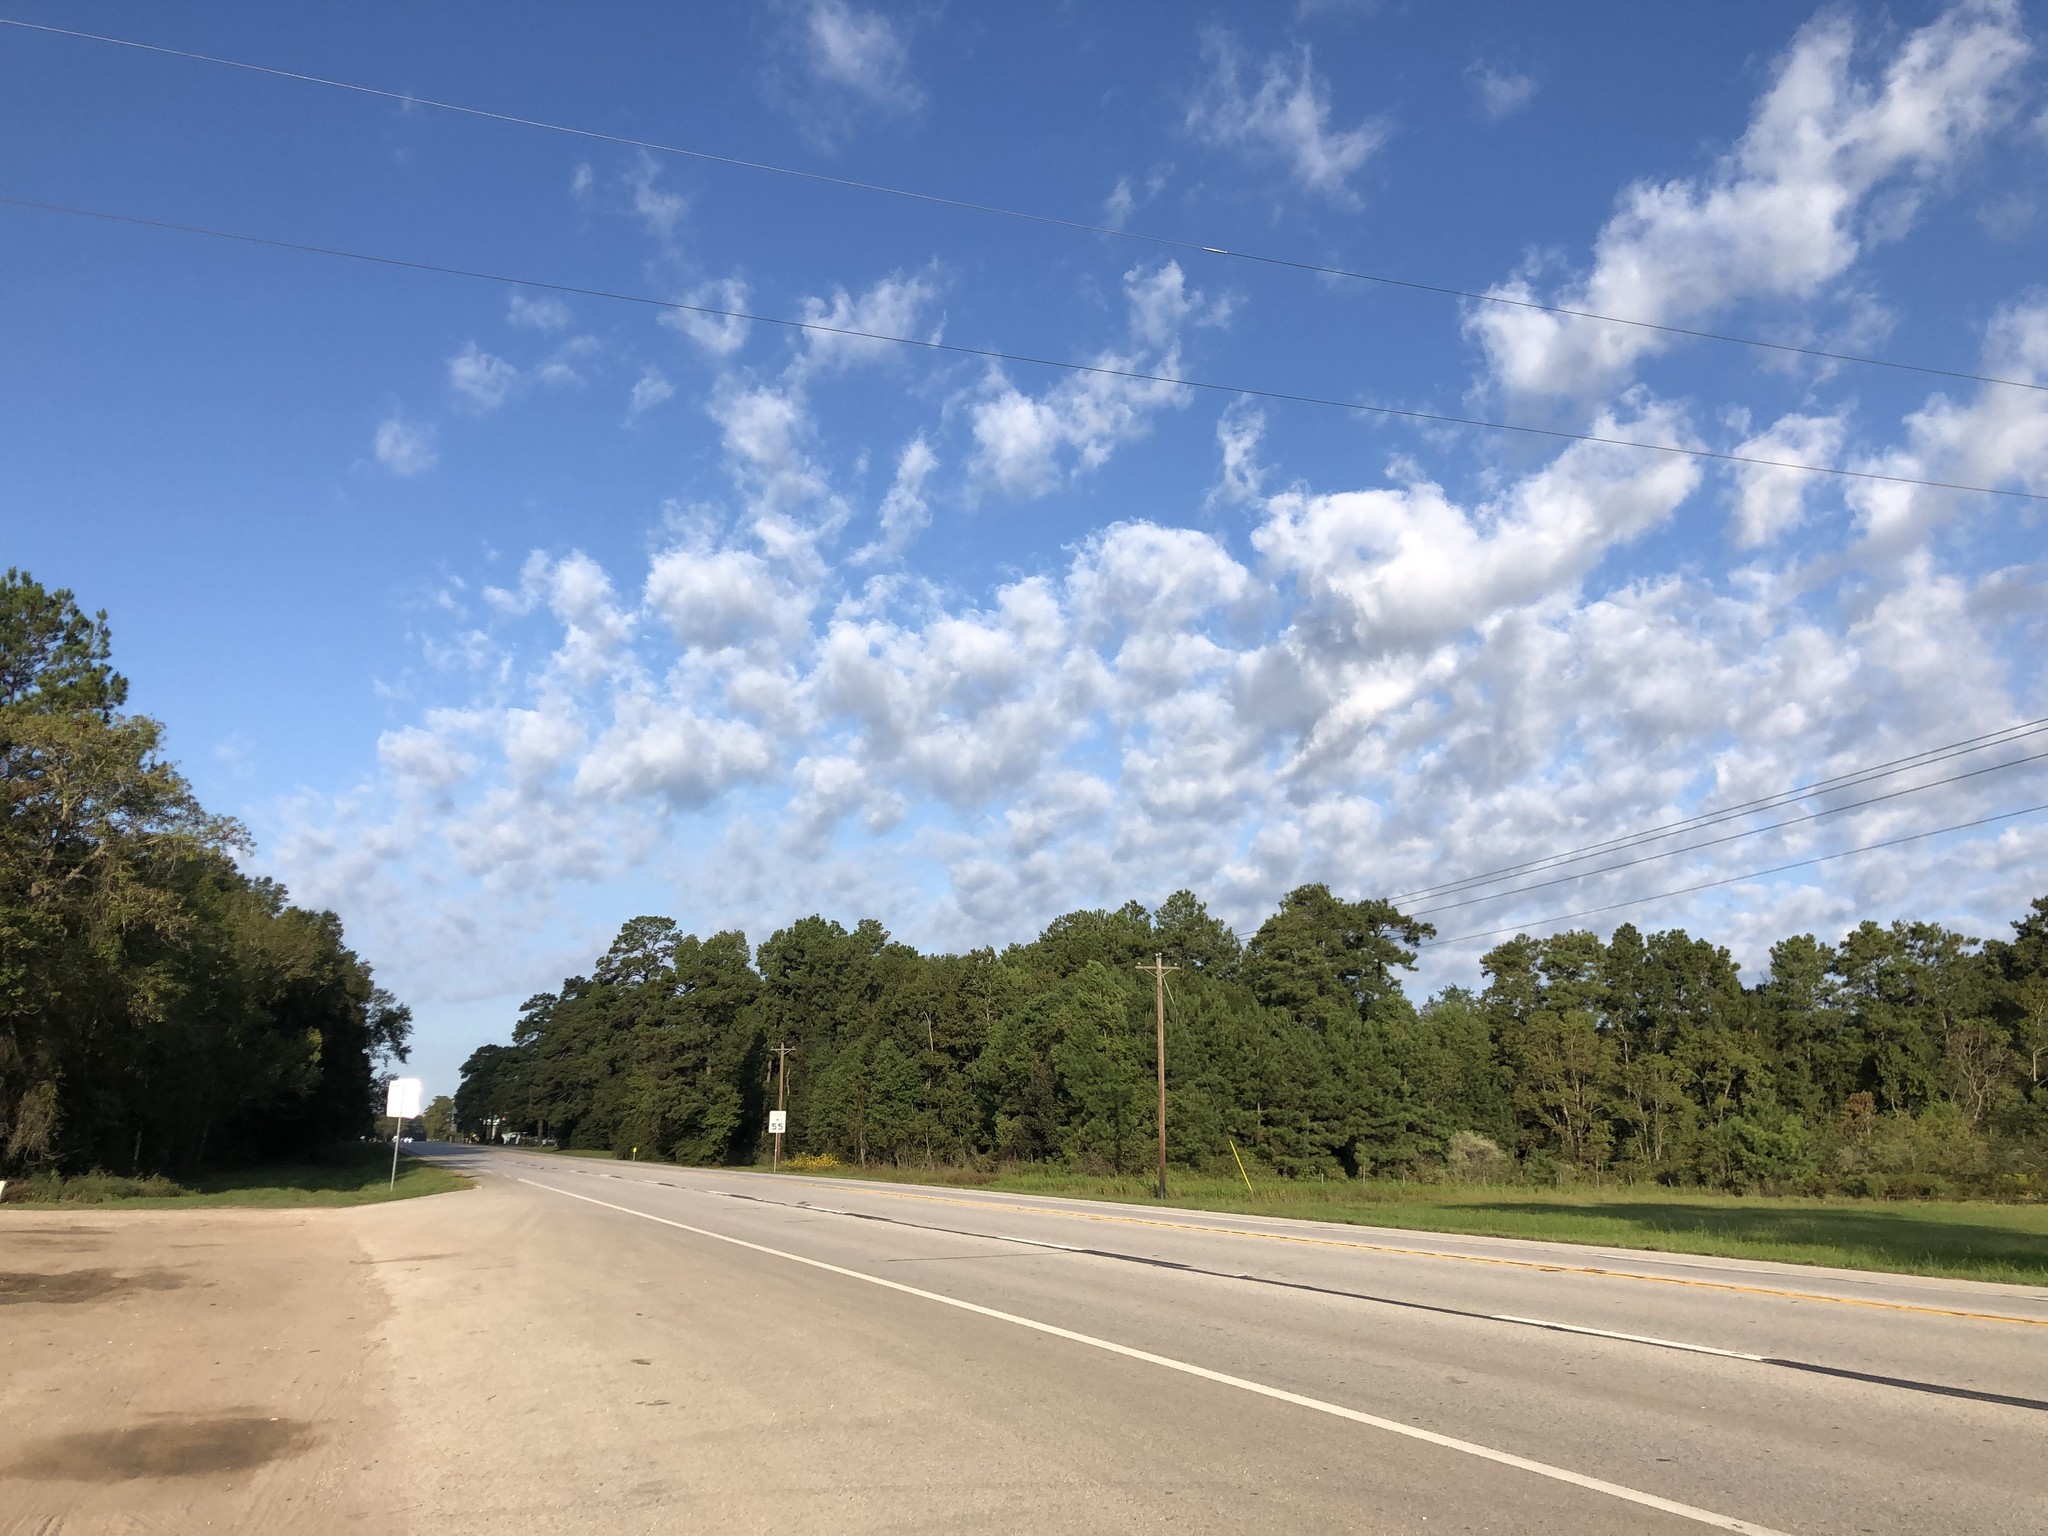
xmin=0 ymin=573 xmax=408 ymax=1175
xmin=469 ymin=878 xmax=2048 ymax=1196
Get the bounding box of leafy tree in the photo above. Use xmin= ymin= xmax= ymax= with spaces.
xmin=1 ymin=572 xmax=407 ymax=1174
xmin=422 ymin=1094 xmax=456 ymax=1140
xmin=457 ymin=868 xmax=2048 ymax=1196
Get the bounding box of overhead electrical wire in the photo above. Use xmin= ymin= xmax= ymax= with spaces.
xmin=1403 ymin=744 xmax=2048 ymax=919
xmin=1415 ymin=801 xmax=2048 ymax=949
xmin=1392 ymin=714 xmax=2048 ymax=903
xmin=6 ymin=194 xmax=2045 ymax=508
xmin=3 ymin=14 xmax=2044 ymax=399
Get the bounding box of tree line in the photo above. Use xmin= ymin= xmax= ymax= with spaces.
xmin=0 ymin=571 xmax=411 ymax=1176
xmin=460 ymin=882 xmax=2048 ymax=1196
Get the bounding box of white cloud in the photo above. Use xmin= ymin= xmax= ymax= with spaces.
xmin=664 ymin=277 xmax=754 ymax=359
xmin=1466 ymin=62 xmax=1537 ymax=121
xmin=802 ymin=0 xmax=923 ymax=112
xmin=1104 ymin=177 xmax=1135 ymax=229
xmin=858 ymin=434 xmax=939 ymax=562
xmin=1186 ymin=32 xmax=1388 ymax=203
xmin=968 ymin=261 xmax=1210 ymax=498
xmin=1207 ymin=402 xmax=1268 ymax=508
xmin=279 ymin=368 xmax=2048 ymax=1020
xmin=285 ymin=6 xmax=2048 ymax=1041
xmin=574 ymin=698 xmax=776 ymax=808
xmin=507 ymin=293 xmax=572 ymax=331
xmin=1726 ymin=412 xmax=1845 ymax=546
xmin=1253 ymin=397 xmax=1702 ymax=662
xmin=794 ymin=269 xmax=941 ymax=376
xmin=530 ymin=337 xmax=598 ymax=391
xmin=645 ymin=546 xmax=812 ymax=655
xmin=708 ymin=379 xmax=843 ymax=566
xmin=1846 ymin=297 xmax=2048 ymax=555
xmin=373 ymin=414 xmax=437 ymax=477
xmin=624 ymin=151 xmax=687 ymax=240
xmin=1102 ymin=166 xmax=1173 ymax=231
xmin=628 ymin=366 xmax=675 ymax=419
xmin=1468 ymin=0 xmax=2032 ymax=398
xmin=447 ymin=343 xmax=520 ymax=414
xmin=378 ymin=722 xmax=479 ymax=792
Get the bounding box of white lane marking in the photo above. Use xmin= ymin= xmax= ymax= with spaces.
xmin=519 ymin=1176 xmax=1789 ymax=1535
xmin=774 ymin=1188 xmax=1771 ymax=1357
xmin=1486 ymin=1315 xmax=1767 ymax=1361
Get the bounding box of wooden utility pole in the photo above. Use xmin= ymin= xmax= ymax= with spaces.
xmin=1135 ymin=954 xmax=1179 ymax=1199
xmin=771 ymin=1041 xmax=794 ymax=1171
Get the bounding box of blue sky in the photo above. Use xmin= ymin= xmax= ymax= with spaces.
xmin=5 ymin=1 xmax=2046 ymax=1096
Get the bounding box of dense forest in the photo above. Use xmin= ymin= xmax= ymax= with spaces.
xmin=461 ymin=883 xmax=2048 ymax=1197
xmin=0 ymin=571 xmax=411 ymax=1175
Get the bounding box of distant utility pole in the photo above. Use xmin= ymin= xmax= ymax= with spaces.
xmin=1135 ymin=954 xmax=1180 ymax=1199
xmin=770 ymin=1041 xmax=794 ymax=1172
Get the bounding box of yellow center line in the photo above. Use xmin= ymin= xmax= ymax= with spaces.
xmin=758 ymin=1178 xmax=2048 ymax=1329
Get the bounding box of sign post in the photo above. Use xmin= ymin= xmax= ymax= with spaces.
xmin=769 ymin=1043 xmax=792 ymax=1171
xmin=385 ymin=1076 xmax=423 ymax=1189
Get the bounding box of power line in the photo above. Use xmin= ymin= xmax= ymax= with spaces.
xmin=1405 ymin=744 xmax=2048 ymax=919
xmin=4 ymin=14 xmax=2043 ymax=399
xmin=6 ymin=194 xmax=2044 ymax=508
xmin=1416 ymin=801 xmax=2048 ymax=949
xmin=1392 ymin=715 xmax=2048 ymax=903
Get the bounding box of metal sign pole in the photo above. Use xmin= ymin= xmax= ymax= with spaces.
xmin=389 ymin=1118 xmax=402 ymax=1189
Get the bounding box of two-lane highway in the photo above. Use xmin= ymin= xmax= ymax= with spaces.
xmin=369 ymin=1146 xmax=2048 ymax=1534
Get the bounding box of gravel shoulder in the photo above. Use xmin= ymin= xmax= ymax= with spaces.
xmin=0 ymin=1205 xmax=407 ymax=1533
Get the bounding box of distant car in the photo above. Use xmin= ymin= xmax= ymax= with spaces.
xmin=402 ymin=1132 xmax=421 ymax=1142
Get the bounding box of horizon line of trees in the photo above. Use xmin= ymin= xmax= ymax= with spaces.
xmin=460 ymin=884 xmax=2048 ymax=1198
xmin=1 ymin=571 xmax=412 ymax=1176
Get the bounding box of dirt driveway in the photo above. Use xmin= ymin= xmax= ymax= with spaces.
xmin=1 ymin=1203 xmax=409 ymax=1534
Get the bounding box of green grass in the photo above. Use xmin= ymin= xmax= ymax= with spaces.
xmin=1 ymin=1143 xmax=471 ymax=1209
xmin=766 ymin=1164 xmax=2048 ymax=1287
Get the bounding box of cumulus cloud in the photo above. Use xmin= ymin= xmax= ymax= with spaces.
xmin=1186 ymin=32 xmax=1388 ymax=202
xmin=1466 ymin=61 xmax=1537 ymax=120
xmin=624 ymin=151 xmax=687 ymax=240
xmin=1847 ymin=297 xmax=2048 ymax=555
xmin=628 ymin=366 xmax=675 ymax=419
xmin=378 ymin=721 xmax=479 ymax=792
xmin=283 ymin=3 xmax=2048 ymax=1034
xmin=1726 ymin=412 xmax=1845 ymax=546
xmin=447 ymin=343 xmax=520 ymax=414
xmin=1207 ymin=402 xmax=1268 ymax=508
xmin=857 ymin=434 xmax=939 ymax=563
xmin=794 ymin=269 xmax=941 ymax=376
xmin=373 ymin=414 xmax=437 ymax=476
xmin=1253 ymin=398 xmax=1702 ymax=661
xmin=802 ymin=0 xmax=923 ymax=112
xmin=507 ymin=293 xmax=573 ymax=331
xmin=664 ymin=277 xmax=754 ymax=359
xmin=1467 ymin=0 xmax=2032 ymax=398
xmin=968 ymin=261 xmax=1212 ymax=498
xmin=645 ymin=546 xmax=813 ymax=656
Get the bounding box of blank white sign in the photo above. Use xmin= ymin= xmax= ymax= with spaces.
xmin=768 ymin=1110 xmax=788 ymax=1135
xmin=386 ymin=1077 xmax=424 ymax=1120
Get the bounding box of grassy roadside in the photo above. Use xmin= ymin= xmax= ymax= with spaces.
xmin=761 ymin=1164 xmax=2048 ymax=1287
xmin=0 ymin=1143 xmax=472 ymax=1209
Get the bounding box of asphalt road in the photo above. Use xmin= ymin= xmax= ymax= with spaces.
xmin=402 ymin=1147 xmax=2048 ymax=1535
